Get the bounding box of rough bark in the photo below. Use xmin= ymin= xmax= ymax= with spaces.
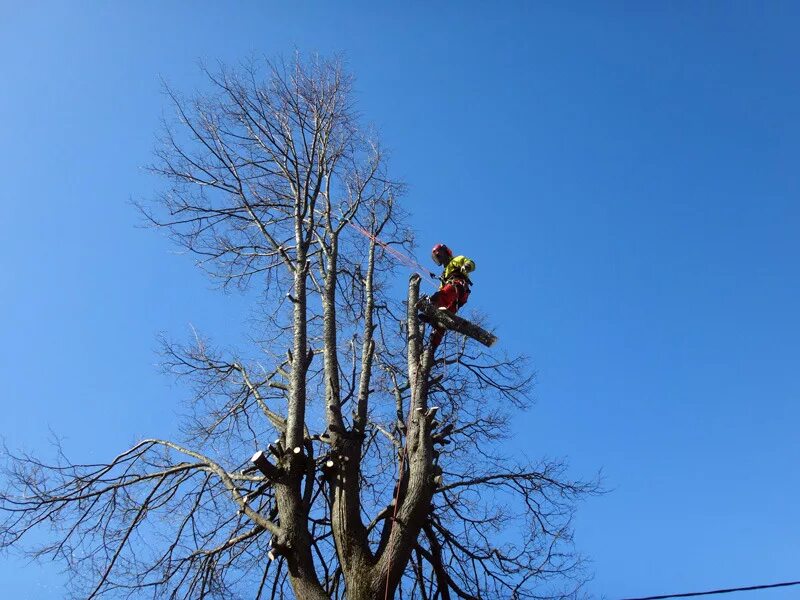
xmin=416 ymin=295 xmax=498 ymax=347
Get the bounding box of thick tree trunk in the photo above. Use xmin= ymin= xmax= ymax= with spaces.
xmin=357 ymin=276 xmax=438 ymax=600
xmin=349 ymin=578 xmax=405 ymax=600
xmin=280 ymin=230 xmax=328 ymax=600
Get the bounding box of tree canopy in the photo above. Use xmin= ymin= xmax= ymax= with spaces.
xmin=1 ymin=55 xmax=598 ymax=600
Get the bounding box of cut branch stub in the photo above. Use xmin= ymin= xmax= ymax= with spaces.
xmin=251 ymin=450 xmax=282 ymax=480
xmin=320 ymin=458 xmax=336 ymax=476
xmin=416 ymin=296 xmax=498 ymax=347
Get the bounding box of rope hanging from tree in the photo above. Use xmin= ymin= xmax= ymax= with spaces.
xmin=347 ymin=222 xmax=437 ymax=289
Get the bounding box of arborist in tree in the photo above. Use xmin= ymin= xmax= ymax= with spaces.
xmin=427 ymin=243 xmax=476 ymax=350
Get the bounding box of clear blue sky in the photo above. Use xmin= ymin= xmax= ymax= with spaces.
xmin=2 ymin=2 xmax=799 ymax=599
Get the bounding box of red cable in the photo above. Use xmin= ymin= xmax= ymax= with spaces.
xmin=347 ymin=223 xmax=435 ymax=285
xmin=384 ymin=448 xmax=406 ymax=600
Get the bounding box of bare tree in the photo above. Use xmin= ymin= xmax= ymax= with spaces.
xmin=1 ymin=55 xmax=598 ymax=600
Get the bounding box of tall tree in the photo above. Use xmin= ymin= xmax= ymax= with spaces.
xmin=1 ymin=55 xmax=597 ymax=600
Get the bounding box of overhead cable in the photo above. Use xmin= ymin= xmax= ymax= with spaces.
xmin=619 ymin=579 xmax=800 ymax=600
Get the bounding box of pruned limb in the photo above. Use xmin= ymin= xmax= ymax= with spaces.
xmin=251 ymin=450 xmax=282 ymax=480
xmin=416 ymin=296 xmax=498 ymax=348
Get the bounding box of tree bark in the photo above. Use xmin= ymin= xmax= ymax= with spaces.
xmin=416 ymin=296 xmax=498 ymax=347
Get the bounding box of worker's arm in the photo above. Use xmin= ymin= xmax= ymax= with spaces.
xmin=452 ymin=256 xmax=476 ymax=276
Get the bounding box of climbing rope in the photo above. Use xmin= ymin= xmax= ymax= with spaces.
xmin=347 ymin=222 xmax=438 ymax=289
xmin=384 ymin=446 xmax=407 ymax=600
xmin=442 ymin=331 xmax=448 ymax=379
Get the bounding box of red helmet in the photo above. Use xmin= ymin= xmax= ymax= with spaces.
xmin=431 ymin=243 xmax=453 ymax=266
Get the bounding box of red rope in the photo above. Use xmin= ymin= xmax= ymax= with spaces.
xmin=384 ymin=447 xmax=406 ymax=600
xmin=347 ymin=222 xmax=436 ymax=287
xmin=442 ymin=331 xmax=448 ymax=379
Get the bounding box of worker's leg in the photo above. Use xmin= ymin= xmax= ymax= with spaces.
xmin=430 ymin=284 xmax=460 ymax=350
xmin=431 ymin=326 xmax=445 ymax=350
xmin=433 ymin=284 xmax=459 ymax=312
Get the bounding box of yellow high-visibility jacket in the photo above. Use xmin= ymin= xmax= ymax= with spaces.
xmin=442 ymin=255 xmax=476 ymax=283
